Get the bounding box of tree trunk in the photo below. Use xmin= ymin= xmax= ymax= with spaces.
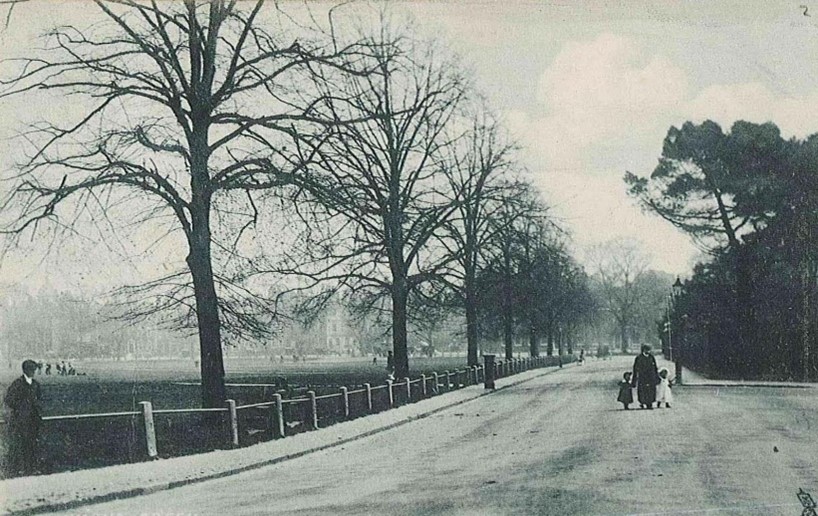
xmin=392 ymin=281 xmax=410 ymax=378
xmin=546 ymin=319 xmax=554 ymax=356
xmin=187 ymin=210 xmax=226 ymax=409
xmin=619 ymin=324 xmax=628 ymax=354
xmin=502 ymin=247 xmax=514 ymax=360
xmin=528 ymin=325 xmax=539 ymax=358
xmin=465 ymin=283 xmax=479 ymax=366
xmin=502 ymin=312 xmax=513 ymax=360
xmin=187 ymin=118 xmax=226 ymax=409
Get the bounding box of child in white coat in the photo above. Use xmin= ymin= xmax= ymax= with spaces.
xmin=655 ymin=368 xmax=673 ymax=408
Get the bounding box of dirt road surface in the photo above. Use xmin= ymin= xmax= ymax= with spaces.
xmin=65 ymin=356 xmax=817 ymax=515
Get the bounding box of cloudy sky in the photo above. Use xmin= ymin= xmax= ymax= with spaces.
xmin=402 ymin=0 xmax=818 ymax=273
xmin=2 ymin=1 xmax=818 ymax=292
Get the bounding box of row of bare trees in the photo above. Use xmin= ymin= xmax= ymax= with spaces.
xmin=0 ymin=1 xmax=591 ymax=407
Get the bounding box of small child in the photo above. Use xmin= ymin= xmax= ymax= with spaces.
xmin=655 ymin=368 xmax=673 ymax=408
xmin=617 ymin=372 xmax=634 ymax=410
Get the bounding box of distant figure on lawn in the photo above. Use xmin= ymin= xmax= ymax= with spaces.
xmin=579 ymin=349 xmax=585 ymax=364
xmin=4 ymin=359 xmax=42 ymax=476
xmin=617 ymin=372 xmax=633 ymax=410
xmin=631 ymin=345 xmax=660 ymax=409
xmin=655 ymin=368 xmax=673 ymax=408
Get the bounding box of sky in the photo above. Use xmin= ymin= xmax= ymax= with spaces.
xmin=2 ymin=1 xmax=818 ymax=292
xmin=401 ymin=0 xmax=818 ymax=272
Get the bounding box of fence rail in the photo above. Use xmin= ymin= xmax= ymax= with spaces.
xmin=1 ymin=355 xmax=571 ymax=476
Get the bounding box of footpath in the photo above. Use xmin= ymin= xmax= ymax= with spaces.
xmin=0 ymin=364 xmax=570 ymax=515
xmin=680 ymin=365 xmax=818 ymax=388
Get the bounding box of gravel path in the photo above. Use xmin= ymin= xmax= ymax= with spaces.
xmin=51 ymin=355 xmax=817 ymax=515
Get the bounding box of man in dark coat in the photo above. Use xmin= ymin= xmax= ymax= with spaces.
xmin=4 ymin=359 xmax=42 ymax=476
xmin=631 ymin=345 xmax=660 ymax=409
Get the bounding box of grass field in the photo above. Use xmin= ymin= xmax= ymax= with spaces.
xmin=1 ymin=355 xmax=483 ymax=415
xmin=0 ymin=354 xmax=571 ymax=478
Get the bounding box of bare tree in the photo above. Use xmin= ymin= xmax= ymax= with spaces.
xmin=476 ymin=181 xmax=553 ymax=360
xmin=437 ymin=107 xmax=516 ymax=366
xmin=0 ymin=0 xmax=367 ymax=408
xmin=274 ymin=22 xmax=469 ymax=378
xmin=588 ymin=238 xmax=651 ymax=353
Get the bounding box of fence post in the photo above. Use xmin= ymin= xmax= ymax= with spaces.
xmin=483 ymin=355 xmax=496 ymax=389
xmin=270 ymin=394 xmax=285 ymax=438
xmin=226 ymin=399 xmax=239 ymax=448
xmin=404 ymin=377 xmax=411 ymax=402
xmin=420 ymin=374 xmax=427 ymax=397
xmin=386 ymin=380 xmax=394 ymax=407
xmin=432 ymin=372 xmax=440 ymax=394
xmin=472 ymin=366 xmax=479 ymax=384
xmin=442 ymin=371 xmax=450 ymax=391
xmin=340 ymin=386 xmax=350 ymax=419
xmin=139 ymin=401 xmax=158 ymax=459
xmin=364 ymin=383 xmax=373 ymax=413
xmin=308 ymin=391 xmax=318 ymax=429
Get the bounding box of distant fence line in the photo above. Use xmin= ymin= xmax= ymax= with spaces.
xmin=1 ymin=355 xmax=572 ymax=476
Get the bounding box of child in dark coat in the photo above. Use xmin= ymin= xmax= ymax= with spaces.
xmin=617 ymin=372 xmax=634 ymax=410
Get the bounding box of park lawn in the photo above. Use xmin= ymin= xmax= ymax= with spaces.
xmin=1 ymin=354 xmax=564 ymax=477
xmin=0 ymin=356 xmax=478 ymax=416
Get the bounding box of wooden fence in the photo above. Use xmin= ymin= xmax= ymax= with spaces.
xmin=1 ymin=356 xmax=569 ymax=476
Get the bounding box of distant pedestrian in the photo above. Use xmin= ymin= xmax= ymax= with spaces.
xmin=617 ymin=372 xmax=634 ymax=410
xmin=579 ymin=349 xmax=585 ymax=365
xmin=372 ymin=356 xmax=377 ymax=365
xmin=44 ymin=363 xmax=51 ymax=375
xmin=631 ymin=345 xmax=660 ymax=409
xmin=4 ymin=360 xmax=42 ymax=476
xmin=655 ymin=368 xmax=673 ymax=408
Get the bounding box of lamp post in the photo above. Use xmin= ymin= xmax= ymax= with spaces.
xmin=671 ymin=277 xmax=684 ymax=385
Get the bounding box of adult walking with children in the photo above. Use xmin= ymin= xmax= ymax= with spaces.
xmin=631 ymin=345 xmax=660 ymax=409
xmin=4 ymin=359 xmax=42 ymax=476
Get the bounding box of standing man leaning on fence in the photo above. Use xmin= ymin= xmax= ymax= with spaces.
xmin=4 ymin=359 xmax=42 ymax=476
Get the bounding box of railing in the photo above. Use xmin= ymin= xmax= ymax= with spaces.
xmin=0 ymin=355 xmax=571 ymax=476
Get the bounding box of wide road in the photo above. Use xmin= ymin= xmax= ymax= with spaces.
xmin=68 ymin=356 xmax=818 ymax=515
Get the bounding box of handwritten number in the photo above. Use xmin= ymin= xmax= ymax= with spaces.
xmin=801 ymin=5 xmax=811 ymax=16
